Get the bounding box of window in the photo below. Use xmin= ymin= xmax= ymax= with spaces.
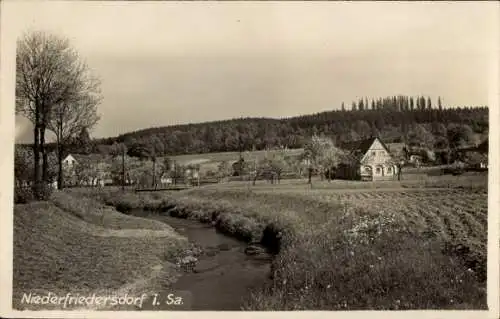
xmin=376 ymin=167 xmax=381 ymax=174
xmin=372 ymin=151 xmax=376 ymax=156
xmin=387 ymin=167 xmax=392 ymax=174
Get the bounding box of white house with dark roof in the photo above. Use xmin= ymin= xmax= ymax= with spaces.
xmin=336 ymin=137 xmax=399 ymax=181
xmin=62 ymin=154 xmax=113 ymax=187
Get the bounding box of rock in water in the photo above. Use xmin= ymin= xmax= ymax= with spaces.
xmin=245 ymin=244 xmax=266 ymax=256
xmin=178 ymin=255 xmax=198 ymax=272
xmin=217 ymin=243 xmax=231 ymax=251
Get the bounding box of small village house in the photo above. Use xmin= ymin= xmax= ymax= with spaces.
xmin=454 ymin=138 xmax=488 ymax=169
xmin=160 ymin=173 xmax=173 ymax=186
xmin=62 ymin=154 xmax=113 ymax=187
xmin=184 ymin=166 xmax=200 ymax=186
xmin=335 ymin=137 xmax=399 ymax=181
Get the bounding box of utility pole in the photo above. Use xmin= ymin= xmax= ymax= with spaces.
xmin=121 ymin=146 xmax=125 ymax=191
xmin=173 ymin=160 xmax=177 ymax=185
xmin=152 ymin=157 xmax=156 ymax=189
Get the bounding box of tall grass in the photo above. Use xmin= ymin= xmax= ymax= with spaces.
xmin=244 ymin=207 xmax=485 ymax=310
xmin=13 ymin=194 xmax=190 ymax=310
xmin=84 ymin=186 xmax=487 ymax=310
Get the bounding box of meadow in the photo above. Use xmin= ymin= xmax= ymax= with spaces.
xmin=13 ymin=169 xmax=488 ymax=310
xmin=164 ymin=147 xmax=305 ymax=176
xmin=74 ymin=171 xmax=488 ymax=310
xmin=169 ymin=148 xmax=305 ymax=165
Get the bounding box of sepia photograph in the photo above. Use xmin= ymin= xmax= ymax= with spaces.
xmin=0 ymin=0 xmax=499 ymax=317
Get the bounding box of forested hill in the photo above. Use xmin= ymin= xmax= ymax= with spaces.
xmin=67 ymin=96 xmax=488 ymax=157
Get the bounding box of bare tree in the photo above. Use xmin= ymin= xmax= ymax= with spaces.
xmin=48 ymin=99 xmax=101 ymax=189
xmin=110 ymin=143 xmax=128 ymax=191
xmin=16 ymin=30 xmax=101 ymax=196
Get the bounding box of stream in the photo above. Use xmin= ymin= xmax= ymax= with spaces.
xmin=149 ymin=214 xmax=273 ymax=310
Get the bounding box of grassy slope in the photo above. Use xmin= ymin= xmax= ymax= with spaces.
xmin=13 ymin=192 xmax=189 ymax=311
xmin=166 ymin=148 xmax=304 ymax=174
xmin=90 ymin=173 xmax=488 ymax=310
xmin=169 ymin=148 xmax=304 ymax=164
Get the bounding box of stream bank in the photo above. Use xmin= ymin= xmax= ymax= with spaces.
xmin=146 ymin=214 xmax=273 ymax=310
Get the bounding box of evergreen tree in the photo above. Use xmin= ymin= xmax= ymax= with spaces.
xmin=75 ymin=127 xmax=93 ymax=155
xmin=420 ymin=96 xmax=426 ymax=110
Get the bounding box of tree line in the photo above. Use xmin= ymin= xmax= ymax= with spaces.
xmin=78 ymin=104 xmax=487 ymax=158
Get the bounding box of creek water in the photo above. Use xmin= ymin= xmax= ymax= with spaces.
xmin=149 ymin=215 xmax=273 ymax=310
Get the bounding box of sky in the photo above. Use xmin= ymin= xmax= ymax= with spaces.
xmin=3 ymin=1 xmax=498 ymax=143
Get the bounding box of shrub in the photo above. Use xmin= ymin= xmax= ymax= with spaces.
xmin=31 ymin=183 xmax=53 ymax=201
xmin=14 ymin=187 xmax=34 ymax=204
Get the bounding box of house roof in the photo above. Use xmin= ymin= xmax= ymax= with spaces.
xmin=337 ymin=137 xmax=392 ymax=165
xmin=477 ymin=138 xmax=488 ymax=153
xmin=340 ymin=137 xmax=391 ymax=156
xmin=66 ymin=153 xmax=112 ymax=164
xmin=460 ymin=150 xmax=488 ymax=165
xmin=456 ymin=138 xmax=488 ymax=155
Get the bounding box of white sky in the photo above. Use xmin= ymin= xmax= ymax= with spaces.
xmin=2 ymin=1 xmax=498 ymax=142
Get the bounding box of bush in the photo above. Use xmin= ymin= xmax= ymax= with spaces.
xmin=14 ymin=187 xmax=34 ymax=204
xmin=14 ymin=183 xmax=53 ymax=204
xmin=31 ymin=183 xmax=53 ymax=201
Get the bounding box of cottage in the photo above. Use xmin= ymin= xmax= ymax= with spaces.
xmin=408 ymin=154 xmax=423 ymax=167
xmin=62 ymin=154 xmax=113 ymax=187
xmin=454 ymin=138 xmax=488 ymax=169
xmin=62 ymin=154 xmax=78 ymax=168
xmin=160 ymin=174 xmax=173 ymax=186
xmin=232 ymin=158 xmax=245 ymax=176
xmin=336 ymin=137 xmax=399 ymax=181
xmin=184 ymin=167 xmax=200 ymax=186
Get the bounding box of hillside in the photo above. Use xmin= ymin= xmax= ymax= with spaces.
xmin=13 ymin=192 xmax=189 ymax=310
xmin=20 ymin=96 xmax=488 ymax=159
xmin=91 ymin=102 xmax=488 ymax=157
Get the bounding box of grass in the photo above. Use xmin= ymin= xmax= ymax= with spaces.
xmin=165 ymin=148 xmax=304 ymax=175
xmin=33 ymin=170 xmax=486 ymax=310
xmin=207 ymin=171 xmax=488 ymax=191
xmin=85 ymin=171 xmax=488 ymax=310
xmin=13 ymin=192 xmax=190 ymax=311
xmin=168 ymin=148 xmax=304 ymax=165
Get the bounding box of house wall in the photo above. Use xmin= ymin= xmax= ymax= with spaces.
xmin=359 ymin=139 xmax=398 ymax=181
xmin=63 ymin=155 xmax=77 ymax=167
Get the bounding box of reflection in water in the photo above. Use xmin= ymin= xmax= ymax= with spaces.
xmin=150 ymin=215 xmax=272 ymax=310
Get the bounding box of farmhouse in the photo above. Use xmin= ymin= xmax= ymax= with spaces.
xmin=336 ymin=137 xmax=399 ymax=181
xmin=454 ymin=138 xmax=488 ymax=169
xmin=62 ymin=154 xmax=113 ymax=187
xmin=62 ymin=154 xmax=78 ymax=167
xmin=232 ymin=157 xmax=245 ymax=176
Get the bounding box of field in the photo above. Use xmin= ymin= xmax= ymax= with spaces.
xmin=165 ymin=148 xmax=305 ymax=175
xmin=169 ymin=148 xmax=305 ymax=165
xmin=15 ymin=170 xmax=488 ymax=310
xmin=79 ymin=171 xmax=488 ymax=310
xmin=207 ymin=181 xmax=487 ymax=279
